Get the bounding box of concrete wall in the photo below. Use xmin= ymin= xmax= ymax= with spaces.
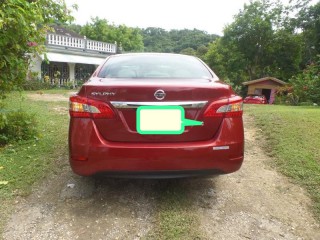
xmin=28 ymin=55 xmax=42 ymax=79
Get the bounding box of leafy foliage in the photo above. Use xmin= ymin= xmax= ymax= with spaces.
xmin=203 ymin=0 xmax=320 ymax=100
xmin=290 ymin=56 xmax=320 ymax=104
xmin=141 ymin=27 xmax=218 ymax=57
xmin=0 ymin=0 xmax=74 ymax=99
xmin=0 ymin=91 xmax=69 ymax=199
xmin=179 ymin=47 xmax=197 ymax=56
xmin=142 ymin=28 xmax=174 ymax=52
xmin=0 ymin=0 xmax=72 ymax=145
xmin=205 ymin=0 xmax=305 ymax=85
xmin=22 ymin=80 xmax=53 ymax=91
xmin=295 ymin=1 xmax=320 ymax=65
xmin=66 ymin=23 xmax=217 ymax=58
xmin=0 ymin=111 xmax=38 ymax=145
xmin=79 ymin=17 xmax=144 ymax=52
xmin=205 ymin=38 xmax=247 ymax=85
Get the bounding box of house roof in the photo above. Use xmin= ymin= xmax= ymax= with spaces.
xmin=49 ymin=26 xmax=84 ymax=39
xmin=41 ymin=52 xmax=105 ymax=65
xmin=242 ymin=77 xmax=287 ymax=86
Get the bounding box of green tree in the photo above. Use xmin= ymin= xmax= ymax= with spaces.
xmin=205 ymin=39 xmax=227 ymax=78
xmin=290 ymin=56 xmax=320 ymax=104
xmin=114 ymin=25 xmax=144 ymax=52
xmin=0 ymin=0 xmax=74 ymax=99
xmin=64 ymin=23 xmax=82 ymax=34
xmin=205 ymin=0 xmax=307 ymax=84
xmin=205 ymin=38 xmax=247 ymax=85
xmin=196 ymin=45 xmax=209 ymax=60
xmin=268 ymin=30 xmax=302 ymax=80
xmin=142 ymin=27 xmax=174 ymax=52
xmin=223 ymin=0 xmax=280 ymax=80
xmin=80 ymin=17 xmax=144 ymax=52
xmin=180 ymin=47 xmax=197 ymax=56
xmin=170 ymin=29 xmax=218 ymax=53
xmin=142 ymin=27 xmax=218 ymax=53
xmin=80 ymin=17 xmax=110 ymax=42
xmin=296 ymin=1 xmax=320 ymax=65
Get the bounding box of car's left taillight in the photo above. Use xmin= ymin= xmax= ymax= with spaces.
xmin=69 ymin=95 xmax=115 ymax=119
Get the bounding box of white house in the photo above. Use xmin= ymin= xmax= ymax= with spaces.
xmin=29 ymin=26 xmax=117 ymax=86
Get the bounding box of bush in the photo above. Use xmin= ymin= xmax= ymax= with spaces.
xmin=299 ymin=101 xmax=315 ymax=106
xmin=290 ymin=57 xmax=320 ymax=105
xmin=0 ymin=111 xmax=38 ymax=145
xmin=22 ymin=80 xmax=53 ymax=91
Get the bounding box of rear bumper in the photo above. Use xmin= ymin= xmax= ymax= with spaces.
xmin=69 ymin=118 xmax=244 ymax=177
xmin=94 ymin=169 xmax=226 ymax=179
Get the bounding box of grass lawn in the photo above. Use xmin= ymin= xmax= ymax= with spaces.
xmin=245 ymin=104 xmax=320 ymax=221
xmin=0 ymin=90 xmax=70 ymax=234
xmin=28 ymin=88 xmax=77 ymax=95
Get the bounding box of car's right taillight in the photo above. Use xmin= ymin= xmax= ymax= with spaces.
xmin=204 ymin=96 xmax=243 ymax=118
xmin=69 ymin=95 xmax=115 ymax=119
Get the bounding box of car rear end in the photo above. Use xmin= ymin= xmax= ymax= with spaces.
xmin=68 ymin=53 xmax=244 ymax=177
xmin=244 ymin=95 xmax=267 ymax=104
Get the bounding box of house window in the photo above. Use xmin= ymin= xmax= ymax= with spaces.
xmin=75 ymin=64 xmax=96 ymax=82
xmin=41 ymin=61 xmax=69 ymax=85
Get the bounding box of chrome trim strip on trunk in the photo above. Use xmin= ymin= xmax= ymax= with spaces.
xmin=110 ymin=101 xmax=208 ymax=109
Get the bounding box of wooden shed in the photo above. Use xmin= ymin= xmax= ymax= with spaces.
xmin=243 ymin=77 xmax=286 ymax=104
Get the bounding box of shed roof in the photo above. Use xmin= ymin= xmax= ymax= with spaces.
xmin=242 ymin=77 xmax=286 ymax=86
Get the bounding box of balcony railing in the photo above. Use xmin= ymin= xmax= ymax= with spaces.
xmin=46 ymin=33 xmax=117 ymax=54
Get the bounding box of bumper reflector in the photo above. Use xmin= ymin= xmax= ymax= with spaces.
xmin=213 ymin=146 xmax=230 ymax=150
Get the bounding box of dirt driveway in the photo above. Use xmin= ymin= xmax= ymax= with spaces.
xmin=2 ymin=111 xmax=320 ymax=239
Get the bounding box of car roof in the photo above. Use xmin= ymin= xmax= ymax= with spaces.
xmin=109 ymin=52 xmax=198 ymax=59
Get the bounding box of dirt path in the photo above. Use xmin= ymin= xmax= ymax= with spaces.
xmin=2 ymin=114 xmax=320 ymax=240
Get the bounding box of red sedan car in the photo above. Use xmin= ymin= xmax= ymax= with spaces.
xmin=243 ymin=95 xmax=268 ymax=104
xmin=69 ymin=53 xmax=244 ymax=178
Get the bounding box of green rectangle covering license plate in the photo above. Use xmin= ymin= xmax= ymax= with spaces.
xmin=136 ymin=106 xmax=203 ymax=135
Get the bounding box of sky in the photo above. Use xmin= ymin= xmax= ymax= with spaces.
xmin=64 ymin=0 xmax=318 ymax=35
xmin=64 ymin=0 xmax=252 ymax=35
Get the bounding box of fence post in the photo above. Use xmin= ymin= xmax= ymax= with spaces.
xmin=84 ymin=36 xmax=87 ymax=51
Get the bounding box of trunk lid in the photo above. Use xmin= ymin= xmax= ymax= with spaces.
xmin=82 ymin=78 xmax=232 ymax=142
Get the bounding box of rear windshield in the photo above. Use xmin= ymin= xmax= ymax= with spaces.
xmin=98 ymin=54 xmax=214 ymax=79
